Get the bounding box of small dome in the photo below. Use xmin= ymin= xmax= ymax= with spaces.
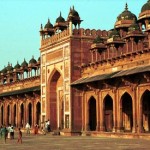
xmin=141 ymin=0 xmax=150 ymax=12
xmin=128 ymin=21 xmax=140 ymax=32
xmin=68 ymin=6 xmax=79 ymax=18
xmin=1 ymin=66 xmax=7 ymax=74
xmin=44 ymin=19 xmax=53 ymax=29
xmin=21 ymin=59 xmax=28 ymax=67
xmin=29 ymin=56 xmax=37 ymax=65
xmin=93 ymin=36 xmax=103 ymax=43
xmin=56 ymin=12 xmax=65 ymax=23
xmin=6 ymin=63 xmax=13 ymax=71
xmin=117 ymin=3 xmax=137 ymax=21
xmin=109 ymin=29 xmax=120 ymax=38
xmin=14 ymin=61 xmax=21 ymax=69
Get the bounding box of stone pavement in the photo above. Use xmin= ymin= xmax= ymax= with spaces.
xmin=0 ymin=132 xmax=150 ymax=150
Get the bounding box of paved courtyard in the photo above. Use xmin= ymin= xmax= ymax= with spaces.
xmin=0 ymin=132 xmax=150 ymax=150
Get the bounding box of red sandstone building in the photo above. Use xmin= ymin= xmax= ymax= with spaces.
xmin=0 ymin=1 xmax=150 ymax=136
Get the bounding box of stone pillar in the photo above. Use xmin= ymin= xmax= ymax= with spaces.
xmin=145 ymin=19 xmax=149 ymax=30
xmin=132 ymin=86 xmax=137 ymax=133
xmin=85 ymin=94 xmax=89 ymax=131
xmin=32 ymin=101 xmax=35 ymax=127
xmin=11 ymin=103 xmax=15 ymax=126
xmin=126 ymin=39 xmax=129 ymax=54
xmin=99 ymin=92 xmax=105 ymax=131
xmin=16 ymin=100 xmax=19 ymax=128
xmin=117 ymin=95 xmax=123 ymax=132
xmin=112 ymin=89 xmax=117 ymax=132
xmin=81 ymin=91 xmax=85 ymax=132
xmin=130 ymin=37 xmax=134 ymax=52
xmin=34 ymin=99 xmax=37 ymax=125
xmin=18 ymin=102 xmax=21 ymax=127
xmin=96 ymin=90 xmax=100 ymax=131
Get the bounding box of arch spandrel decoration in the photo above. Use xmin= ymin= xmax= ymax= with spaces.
xmin=102 ymin=91 xmax=114 ymax=102
xmin=47 ymin=67 xmax=63 ymax=83
xmin=139 ymin=87 xmax=150 ymax=101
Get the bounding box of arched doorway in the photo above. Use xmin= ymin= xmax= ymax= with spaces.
xmin=36 ymin=102 xmax=41 ymax=125
xmin=1 ymin=105 xmax=4 ymax=125
xmin=121 ymin=92 xmax=133 ymax=132
xmin=49 ymin=70 xmax=63 ymax=130
xmin=20 ymin=103 xmax=24 ymax=127
xmin=28 ymin=103 xmax=32 ymax=126
xmin=88 ymin=96 xmax=97 ymax=131
xmin=7 ymin=105 xmax=10 ymax=126
xmin=104 ymin=95 xmax=113 ymax=132
xmin=141 ymin=90 xmax=150 ymax=132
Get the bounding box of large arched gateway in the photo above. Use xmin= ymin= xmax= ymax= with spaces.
xmin=49 ymin=70 xmax=63 ymax=130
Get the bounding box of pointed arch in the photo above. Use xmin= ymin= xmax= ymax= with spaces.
xmin=103 ymin=94 xmax=113 ymax=132
xmin=48 ymin=69 xmax=63 ymax=130
xmin=88 ymin=96 xmax=97 ymax=131
xmin=120 ymin=92 xmax=133 ymax=132
xmin=141 ymin=89 xmax=150 ymax=132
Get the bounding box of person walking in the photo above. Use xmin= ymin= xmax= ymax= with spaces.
xmin=1 ymin=125 xmax=7 ymax=144
xmin=17 ymin=128 xmax=22 ymax=144
xmin=25 ymin=122 xmax=30 ymax=135
xmin=10 ymin=126 xmax=14 ymax=139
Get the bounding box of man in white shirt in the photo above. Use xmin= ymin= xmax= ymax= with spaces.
xmin=25 ymin=123 xmax=30 ymax=135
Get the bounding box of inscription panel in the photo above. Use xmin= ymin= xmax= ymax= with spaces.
xmin=46 ymin=49 xmax=63 ymax=62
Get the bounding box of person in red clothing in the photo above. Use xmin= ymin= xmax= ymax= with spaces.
xmin=34 ymin=124 xmax=39 ymax=135
xmin=17 ymin=128 xmax=22 ymax=144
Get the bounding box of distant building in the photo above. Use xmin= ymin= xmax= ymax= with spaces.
xmin=0 ymin=1 xmax=150 ymax=136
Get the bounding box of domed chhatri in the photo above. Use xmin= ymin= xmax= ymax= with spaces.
xmin=21 ymin=59 xmax=28 ymax=68
xmin=6 ymin=62 xmax=13 ymax=72
xmin=14 ymin=61 xmax=21 ymax=70
xmin=56 ymin=12 xmax=65 ymax=23
xmin=117 ymin=3 xmax=137 ymax=21
xmin=40 ymin=18 xmax=54 ymax=36
xmin=141 ymin=0 xmax=150 ymax=13
xmin=67 ymin=6 xmax=81 ymax=27
xmin=68 ymin=6 xmax=79 ymax=18
xmin=44 ymin=18 xmax=53 ymax=29
xmin=138 ymin=0 xmax=150 ymax=30
xmin=29 ymin=56 xmax=37 ymax=65
xmin=115 ymin=3 xmax=137 ymax=29
xmin=54 ymin=12 xmax=67 ymax=31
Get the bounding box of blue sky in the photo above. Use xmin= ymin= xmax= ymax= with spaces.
xmin=0 ymin=0 xmax=146 ymax=69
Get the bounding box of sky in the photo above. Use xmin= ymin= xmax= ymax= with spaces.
xmin=0 ymin=0 xmax=147 ymax=69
